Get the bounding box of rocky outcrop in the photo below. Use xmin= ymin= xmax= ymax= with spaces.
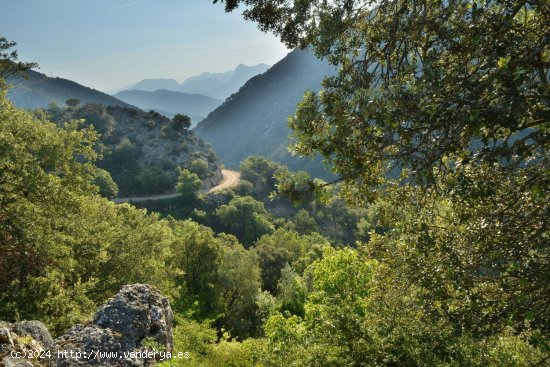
xmin=201 ymin=167 xmax=223 ymax=190
xmin=0 ymin=284 xmax=173 ymax=367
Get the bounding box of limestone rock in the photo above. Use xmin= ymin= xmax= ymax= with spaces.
xmin=13 ymin=322 xmax=54 ymax=350
xmin=54 ymin=284 xmax=173 ymax=367
xmin=1 ymin=284 xmax=173 ymax=367
xmin=92 ymin=284 xmax=173 ymax=352
xmin=201 ymin=167 xmax=223 ymax=190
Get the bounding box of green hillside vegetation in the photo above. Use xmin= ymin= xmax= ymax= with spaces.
xmin=136 ymin=156 xmax=375 ymax=248
xmin=218 ymin=0 xmax=550 ymax=364
xmin=42 ymin=101 xmax=220 ymax=197
xmin=0 ymin=91 xmax=261 ymax=341
xmin=195 ymin=49 xmax=336 ymax=179
xmin=6 ymin=69 xmax=133 ymax=109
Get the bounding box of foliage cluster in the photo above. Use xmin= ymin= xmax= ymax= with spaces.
xmin=211 ymin=0 xmax=550 ymax=363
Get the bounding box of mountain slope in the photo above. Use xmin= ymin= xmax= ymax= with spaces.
xmin=114 ymin=89 xmax=222 ymax=122
xmin=178 ymin=63 xmax=270 ymax=100
xmin=44 ymin=103 xmax=221 ymax=197
xmin=194 ymin=49 xmax=336 ymax=179
xmin=6 ymin=69 xmax=133 ymax=109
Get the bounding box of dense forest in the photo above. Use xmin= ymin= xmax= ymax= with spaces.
xmin=135 ymin=155 xmax=376 ymax=248
xmin=1 ymin=0 xmax=549 ymax=366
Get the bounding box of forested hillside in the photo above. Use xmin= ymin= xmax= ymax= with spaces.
xmin=6 ymin=69 xmax=133 ymax=109
xmin=0 ymin=89 xmax=543 ymax=366
xmin=135 ymin=155 xmax=377 ymax=248
xmin=0 ymin=89 xmax=261 ymax=345
xmin=195 ymin=49 xmax=336 ymax=179
xmin=42 ymin=102 xmax=220 ymax=197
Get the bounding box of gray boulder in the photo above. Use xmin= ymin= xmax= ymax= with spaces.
xmin=13 ymin=321 xmax=54 ymax=350
xmin=54 ymin=284 xmax=173 ymax=367
xmin=93 ymin=284 xmax=173 ymax=351
xmin=1 ymin=284 xmax=173 ymax=367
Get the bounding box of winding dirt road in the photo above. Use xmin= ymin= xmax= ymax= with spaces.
xmin=112 ymin=169 xmax=240 ymax=204
xmin=210 ymin=169 xmax=240 ymax=192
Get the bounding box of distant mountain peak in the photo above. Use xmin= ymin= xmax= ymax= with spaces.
xmin=120 ymin=63 xmax=271 ymax=102
xmin=129 ymin=78 xmax=180 ymax=92
xmin=141 ymin=78 xmax=178 ymax=82
xmin=234 ymin=63 xmax=270 ymax=72
xmin=178 ymin=63 xmax=271 ymax=100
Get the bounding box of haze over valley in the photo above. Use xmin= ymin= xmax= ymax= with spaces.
xmin=110 ymin=63 xmax=271 ymax=123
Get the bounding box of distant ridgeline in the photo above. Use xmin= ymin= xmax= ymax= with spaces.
xmin=194 ymin=49 xmax=337 ymax=180
xmin=6 ymin=69 xmax=134 ymax=109
xmin=111 ymin=64 xmax=271 ymax=124
xmin=122 ymin=63 xmax=271 ymax=100
xmin=113 ymin=89 xmax=222 ymax=124
xmin=42 ymin=103 xmax=220 ymax=197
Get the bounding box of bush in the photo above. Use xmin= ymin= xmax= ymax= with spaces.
xmin=171 ymin=113 xmax=191 ymax=131
xmin=144 ymin=119 xmax=156 ymax=129
xmin=136 ymin=167 xmax=174 ymax=194
xmin=215 ymin=196 xmax=274 ymax=247
xmin=176 ymin=168 xmax=202 ymax=200
xmin=234 ymin=180 xmax=253 ymax=196
xmin=72 ymin=104 xmax=115 ymax=135
xmin=189 ymin=159 xmax=209 ymax=179
xmin=92 ymin=168 xmax=119 ymax=198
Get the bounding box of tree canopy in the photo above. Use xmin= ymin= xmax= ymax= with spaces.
xmin=172 ymin=113 xmax=192 ymax=131
xmin=216 ymin=195 xmax=275 ymax=246
xmin=215 ymin=0 xmax=550 ymax=356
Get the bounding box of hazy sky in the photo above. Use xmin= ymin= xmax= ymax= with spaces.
xmin=1 ymin=0 xmax=290 ymax=92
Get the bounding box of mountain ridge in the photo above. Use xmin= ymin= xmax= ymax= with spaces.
xmin=113 ymin=89 xmax=222 ymax=123
xmin=195 ymin=49 xmax=336 ymax=179
xmin=6 ymin=69 xmax=134 ymax=109
xmin=119 ymin=63 xmax=271 ymax=100
xmin=130 ymin=78 xmax=180 ymax=92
